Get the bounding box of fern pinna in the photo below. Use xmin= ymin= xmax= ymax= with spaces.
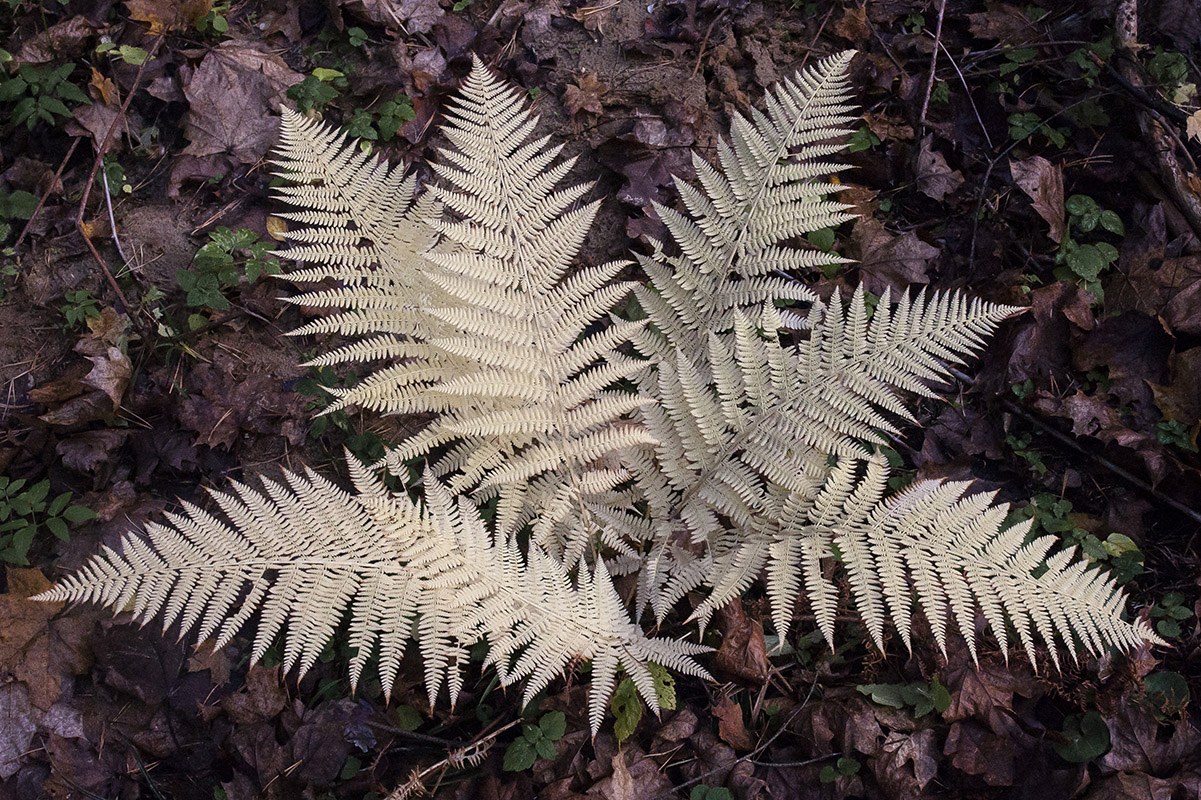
xmin=39 ymin=51 xmax=1159 ymax=734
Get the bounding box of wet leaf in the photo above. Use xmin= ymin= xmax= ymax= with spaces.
xmin=712 ymin=694 xmax=753 ymax=751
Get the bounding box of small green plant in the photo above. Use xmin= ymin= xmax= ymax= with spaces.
xmin=97 ymin=155 xmax=131 ymax=195
xmin=346 ymin=26 xmax=368 ymax=47
xmin=0 ymin=477 xmax=97 ymax=564
xmin=1007 ymin=111 xmax=1067 ymax=148
xmin=1155 ymin=419 xmax=1198 ymax=452
xmin=1054 ymin=711 xmax=1110 ymax=763
xmin=61 ymin=289 xmax=101 ymax=328
xmin=610 ymin=663 xmax=676 ymax=742
xmin=691 ymin=786 xmax=735 ymax=800
xmin=857 ymin=677 xmax=951 ymax=718
xmin=1149 ymin=592 xmax=1192 ymax=638
xmin=177 ymin=227 xmax=280 ymax=311
xmin=196 ymin=2 xmax=232 ymax=35
xmin=1141 ymin=671 xmax=1190 ymax=720
xmin=1008 ymin=493 xmax=1145 ymax=584
xmin=1053 ymin=194 xmax=1123 ymax=300
xmin=0 ymin=262 xmax=17 ymax=301
xmin=819 ymin=756 xmax=862 ymax=784
xmin=502 ymin=711 xmax=566 ymax=772
xmin=1011 ymin=378 xmax=1035 ymax=399
xmin=286 ymin=71 xmax=345 ymax=113
xmin=95 ymin=41 xmax=152 ymax=65
xmin=1146 ymin=46 xmax=1194 ymax=104
xmin=1006 ymin=430 xmax=1048 ymax=475
xmin=343 ymin=96 xmax=417 ymax=147
xmin=846 ymin=126 xmax=881 ymax=153
xmin=999 ymin=47 xmax=1038 ymax=77
xmin=0 ymin=187 xmax=37 ymax=242
xmin=0 ymin=62 xmax=91 ymax=130
xmin=1067 ymin=38 xmax=1114 ymax=87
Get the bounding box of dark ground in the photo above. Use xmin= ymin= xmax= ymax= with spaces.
xmin=2 ymin=0 xmax=1201 ymax=797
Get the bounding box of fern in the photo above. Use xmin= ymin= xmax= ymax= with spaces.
xmin=38 ymin=52 xmax=1161 ymax=737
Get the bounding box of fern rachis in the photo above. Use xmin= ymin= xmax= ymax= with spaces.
xmin=39 ymin=52 xmax=1161 ymax=738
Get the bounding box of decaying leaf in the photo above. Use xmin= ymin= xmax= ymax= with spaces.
xmin=1010 ymin=155 xmax=1066 ymax=243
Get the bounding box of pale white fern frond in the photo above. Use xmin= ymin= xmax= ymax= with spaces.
xmin=635 ymin=50 xmax=859 ymax=349
xmin=793 ymin=285 xmax=1022 ymax=452
xmin=787 ymin=457 xmax=1164 ymax=665
xmin=367 ymin=59 xmax=653 ymax=555
xmin=421 ymin=479 xmax=711 ymax=734
xmin=34 ymin=460 xmax=475 ymax=704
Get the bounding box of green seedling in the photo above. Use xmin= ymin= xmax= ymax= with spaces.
xmin=0 ymin=62 xmax=91 ymax=130
xmin=0 ymin=477 xmax=97 ymax=564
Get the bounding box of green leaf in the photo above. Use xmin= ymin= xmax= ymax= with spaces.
xmin=648 ymin=662 xmax=676 ymax=711
xmin=38 ymin=95 xmax=71 ymax=118
xmin=117 ymin=45 xmax=151 ymax=65
xmin=539 ymin=710 xmax=566 ymax=740
xmin=393 ymin=705 xmax=423 ymax=731
xmin=55 ymin=81 xmax=91 ymax=105
xmin=11 ymin=523 xmax=35 ymax=562
xmin=0 ymin=77 xmax=27 ymax=102
xmin=836 ymin=756 xmax=861 ymax=776
xmin=1065 ymin=194 xmax=1097 ymax=217
xmin=931 ymin=677 xmax=951 ymax=714
xmin=1099 ymin=209 xmax=1124 ymax=236
xmin=502 ymin=737 xmax=537 ymax=772
xmin=46 ymin=516 xmax=70 ymax=542
xmin=25 ymin=480 xmax=49 ymax=507
xmin=1 ymin=190 xmax=38 ymax=220
xmin=1143 ymin=671 xmax=1190 ymax=717
xmin=1054 ymin=711 xmax=1110 ymax=763
xmin=312 ymin=68 xmax=344 ymax=82
xmin=61 ymin=505 xmax=98 ymax=523
xmin=534 ymin=737 xmax=556 ymax=760
xmin=857 ymin=683 xmax=906 ymax=708
xmin=1065 ymin=245 xmax=1107 ymax=281
xmin=610 ymin=677 xmax=642 ymax=742
xmin=807 ymin=226 xmax=836 ymax=252
xmin=47 ymin=492 xmax=72 ymax=517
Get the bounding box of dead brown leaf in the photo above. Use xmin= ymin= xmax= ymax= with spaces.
xmin=564 ymin=74 xmax=608 ymax=117
xmin=181 ymin=41 xmax=302 ymax=163
xmin=967 ymin=4 xmax=1037 ymax=43
xmin=57 ymin=429 xmax=130 ymax=474
xmin=875 ymin=730 xmax=939 ymax=796
xmin=88 ymin=67 xmax=119 ymax=107
xmin=850 ymin=217 xmax=939 ymax=292
xmin=1101 ymin=699 xmax=1201 ymax=775
xmin=1150 ymin=347 xmax=1201 ymax=427
xmin=589 ymin=750 xmax=673 ymax=799
xmin=125 ymin=0 xmax=213 ymax=34
xmin=832 ymin=6 xmax=870 ymax=44
xmin=944 ymin=720 xmax=1015 ymax=786
xmin=222 ymin=666 xmax=288 ymax=725
xmin=915 ymin=136 xmax=964 ymax=202
xmin=342 ymin=0 xmax=445 ymax=33
xmin=712 ymin=597 xmax=769 ymax=684
xmin=1010 ymin=155 xmax=1066 ymax=243
xmin=713 ymin=694 xmax=754 ymax=751
xmin=0 ymin=568 xmax=96 ymax=712
xmin=14 ymin=15 xmax=96 ymax=65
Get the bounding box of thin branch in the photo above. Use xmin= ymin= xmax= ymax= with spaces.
xmin=917 ymin=0 xmax=948 ymax=132
xmin=74 ymin=31 xmax=166 ymax=312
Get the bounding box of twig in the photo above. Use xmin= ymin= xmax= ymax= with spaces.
xmin=917 ymin=0 xmax=948 ymax=132
xmin=935 ymin=38 xmax=993 ymax=151
xmin=101 ymin=158 xmax=128 ymax=264
xmin=945 ymin=366 xmax=1201 ymax=526
xmin=75 ymin=31 xmax=166 ymax=312
xmin=13 ymin=137 xmax=79 ymax=251
xmin=1096 ymin=53 xmax=1189 ymax=124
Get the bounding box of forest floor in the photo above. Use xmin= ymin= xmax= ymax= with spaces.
xmin=2 ymin=0 xmax=1201 ymax=798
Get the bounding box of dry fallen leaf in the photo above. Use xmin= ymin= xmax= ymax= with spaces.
xmin=1010 ymin=155 xmax=1066 ymax=243
xmin=712 ymin=597 xmax=769 ymax=684
xmin=181 ymin=41 xmax=303 ymax=163
xmin=125 ymin=0 xmax=213 ymax=34
xmin=713 ymin=694 xmax=754 ymax=751
xmin=915 ymin=136 xmax=964 ymax=202
xmin=564 ymin=74 xmax=609 ymax=116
